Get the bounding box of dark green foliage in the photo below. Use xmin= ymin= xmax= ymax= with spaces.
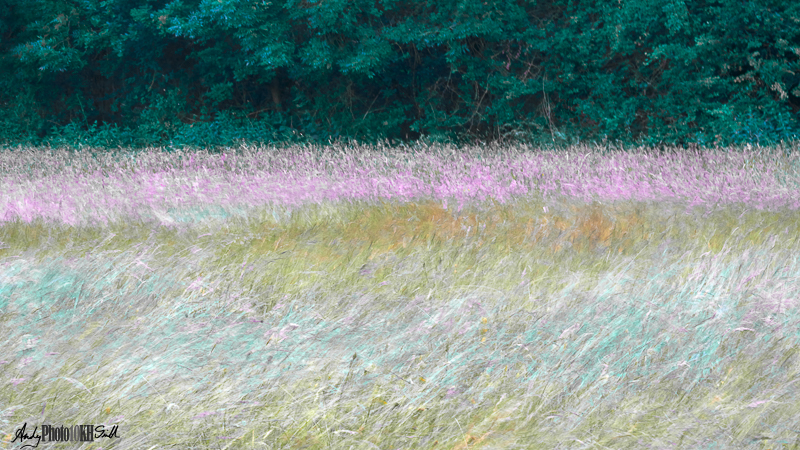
xmin=0 ymin=0 xmax=798 ymax=153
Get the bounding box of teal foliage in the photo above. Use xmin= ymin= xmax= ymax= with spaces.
xmin=0 ymin=0 xmax=798 ymax=152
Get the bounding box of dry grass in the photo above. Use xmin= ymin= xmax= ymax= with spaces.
xmin=1 ymin=141 xmax=799 ymax=449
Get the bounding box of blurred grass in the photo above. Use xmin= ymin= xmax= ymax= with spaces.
xmin=1 ymin=143 xmax=799 ymax=449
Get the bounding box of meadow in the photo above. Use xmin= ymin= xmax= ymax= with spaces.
xmin=1 ymin=140 xmax=799 ymax=449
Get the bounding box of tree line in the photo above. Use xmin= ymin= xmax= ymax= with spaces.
xmin=1 ymin=0 xmax=798 ymax=150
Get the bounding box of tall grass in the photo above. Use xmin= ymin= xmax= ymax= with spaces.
xmin=1 ymin=141 xmax=799 ymax=449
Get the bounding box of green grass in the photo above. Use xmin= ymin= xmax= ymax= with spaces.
xmin=1 ymin=142 xmax=799 ymax=449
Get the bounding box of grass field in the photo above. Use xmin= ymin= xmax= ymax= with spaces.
xmin=1 ymin=141 xmax=799 ymax=449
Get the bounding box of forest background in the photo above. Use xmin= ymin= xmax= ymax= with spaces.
xmin=1 ymin=0 xmax=799 ymax=151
